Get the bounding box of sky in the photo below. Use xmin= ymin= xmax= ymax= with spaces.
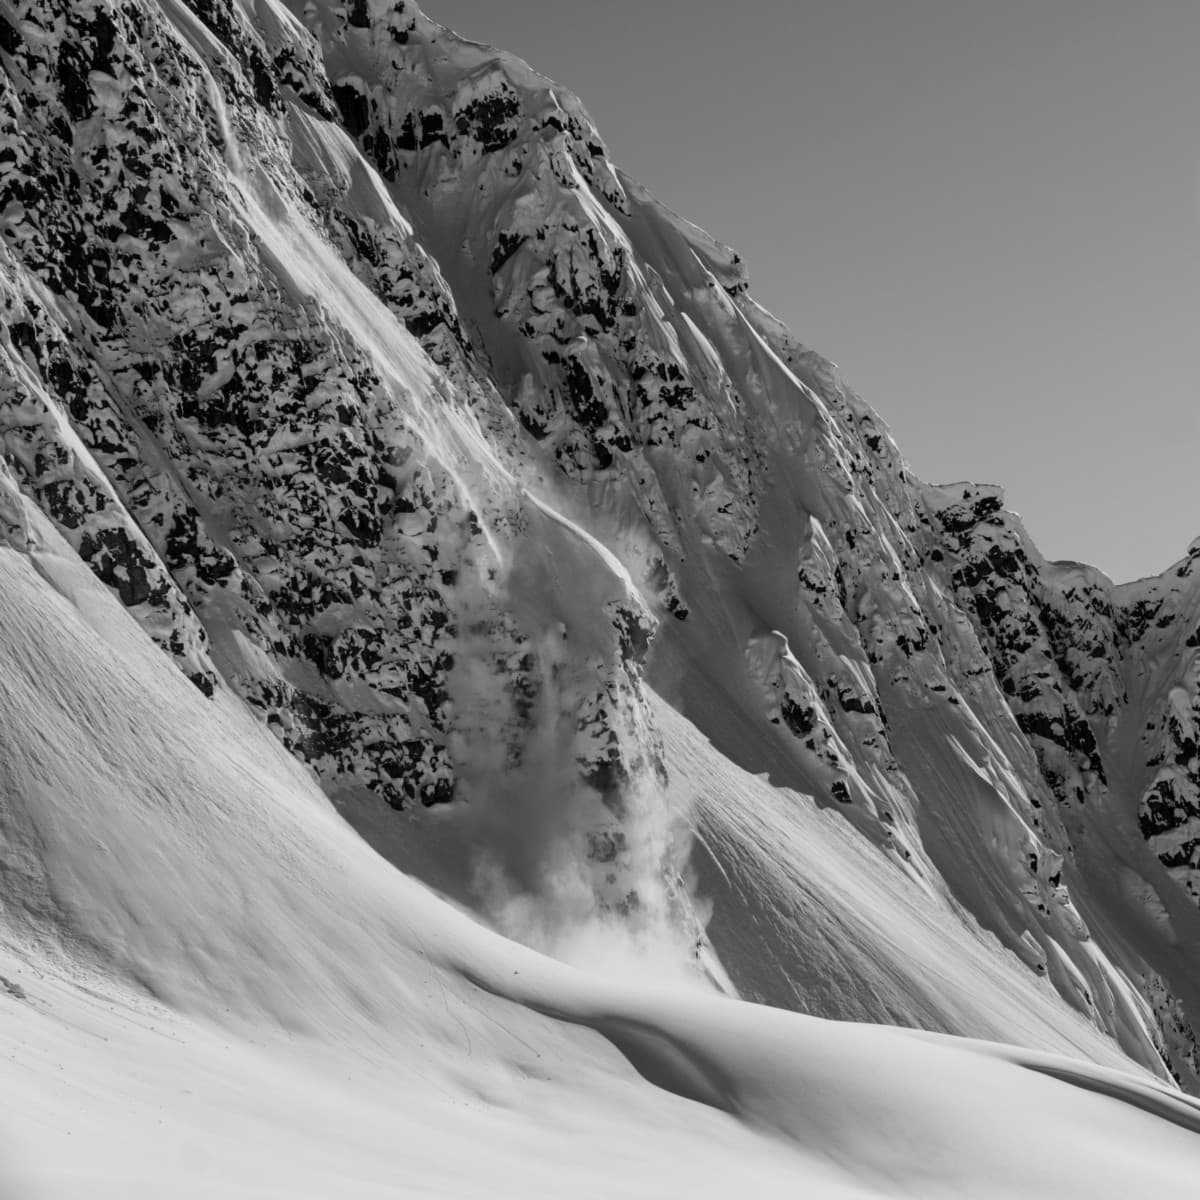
xmin=425 ymin=0 xmax=1200 ymax=582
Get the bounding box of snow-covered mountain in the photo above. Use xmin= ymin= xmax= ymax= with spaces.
xmin=3 ymin=0 xmax=1200 ymax=1192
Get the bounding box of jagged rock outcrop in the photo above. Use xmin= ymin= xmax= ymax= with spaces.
xmin=0 ymin=0 xmax=678 ymax=930
xmin=4 ymin=0 xmax=1200 ymax=1089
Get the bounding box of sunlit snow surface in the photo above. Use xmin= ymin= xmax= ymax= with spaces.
xmin=2 ymin=502 xmax=1200 ymax=1198
xmin=4 ymin=0 xmax=1200 ymax=1192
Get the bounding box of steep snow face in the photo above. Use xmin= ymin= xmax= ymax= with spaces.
xmin=0 ymin=0 xmax=694 ymax=944
xmin=3 ymin=0 xmax=1200 ymax=1099
xmin=8 ymin=507 xmax=1200 ymax=1200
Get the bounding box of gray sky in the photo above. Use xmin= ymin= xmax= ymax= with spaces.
xmin=427 ymin=0 xmax=1199 ymax=582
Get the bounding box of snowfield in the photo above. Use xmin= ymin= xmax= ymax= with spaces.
xmin=3 ymin=499 xmax=1200 ymax=1198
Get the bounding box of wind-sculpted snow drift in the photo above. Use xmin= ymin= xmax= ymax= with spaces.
xmin=4 ymin=484 xmax=1200 ymax=1199
xmin=3 ymin=0 xmax=1200 ymax=1191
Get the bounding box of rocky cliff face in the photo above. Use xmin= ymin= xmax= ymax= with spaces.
xmin=0 ymin=0 xmax=681 ymax=937
xmin=3 ymin=0 xmax=1200 ymax=1087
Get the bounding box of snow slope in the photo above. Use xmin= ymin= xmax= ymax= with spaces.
xmin=4 ymin=501 xmax=1200 ymax=1198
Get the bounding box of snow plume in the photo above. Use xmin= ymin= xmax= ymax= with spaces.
xmin=447 ymin=496 xmax=712 ymax=985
